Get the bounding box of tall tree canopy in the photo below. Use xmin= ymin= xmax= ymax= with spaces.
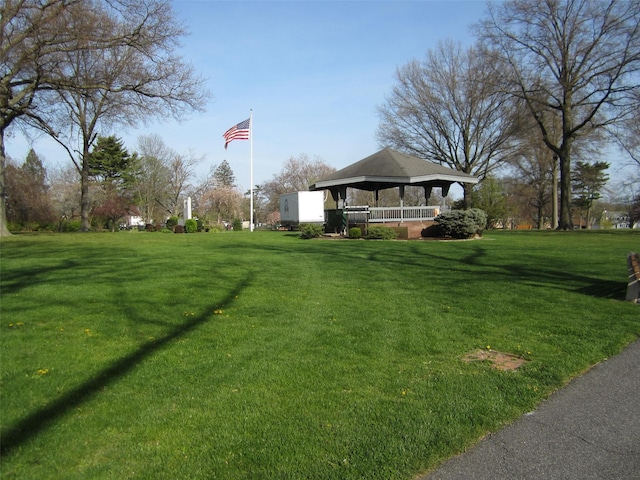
xmin=377 ymin=40 xmax=521 ymax=207
xmin=1 ymin=0 xmax=75 ymax=235
xmin=0 ymin=0 xmax=209 ymax=234
xmin=477 ymin=0 xmax=640 ymax=229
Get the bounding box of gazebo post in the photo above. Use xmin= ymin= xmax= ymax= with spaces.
xmin=424 ymin=186 xmax=432 ymax=205
xmin=399 ymin=185 xmax=405 ymax=223
xmin=330 ymin=187 xmax=348 ymax=209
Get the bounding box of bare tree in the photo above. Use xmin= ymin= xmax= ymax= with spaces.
xmin=166 ymin=151 xmax=202 ymax=217
xmin=477 ymin=0 xmax=640 ymax=229
xmin=3 ymin=0 xmax=209 ymax=232
xmin=134 ymin=134 xmax=173 ymax=223
xmin=377 ymin=40 xmax=521 ymax=208
xmin=0 ymin=0 xmax=79 ymax=236
xmin=198 ymin=186 xmax=243 ymax=225
xmin=261 ymin=154 xmax=336 ymax=215
xmin=49 ymin=162 xmax=82 ymax=225
xmin=608 ymin=89 xmax=640 ymax=170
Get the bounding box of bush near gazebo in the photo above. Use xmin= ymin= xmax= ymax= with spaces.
xmin=185 ymin=219 xmax=198 ymax=233
xmin=423 ymin=208 xmax=487 ymax=239
xmin=299 ymin=223 xmax=324 ymax=239
xmin=348 ymin=227 xmax=362 ymax=239
xmin=365 ymin=225 xmax=398 ymax=240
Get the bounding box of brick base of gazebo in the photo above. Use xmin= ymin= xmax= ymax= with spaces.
xmin=349 ymin=220 xmax=435 ymax=240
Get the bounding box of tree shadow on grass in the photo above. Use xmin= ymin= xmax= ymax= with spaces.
xmin=0 ymin=274 xmax=252 ymax=456
xmin=244 ymin=240 xmax=629 ymax=301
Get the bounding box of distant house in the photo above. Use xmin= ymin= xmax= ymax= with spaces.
xmin=601 ymin=211 xmax=632 ymax=229
xmin=122 ymin=206 xmax=144 ymax=229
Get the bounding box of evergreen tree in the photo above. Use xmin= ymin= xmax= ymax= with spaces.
xmin=213 ymin=160 xmax=236 ymax=187
xmin=88 ymin=136 xmax=138 ymax=188
xmin=572 ymin=161 xmax=609 ymax=229
xmin=87 ymin=136 xmax=139 ymax=231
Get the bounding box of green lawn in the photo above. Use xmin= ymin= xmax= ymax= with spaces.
xmin=1 ymin=230 xmax=638 ymax=479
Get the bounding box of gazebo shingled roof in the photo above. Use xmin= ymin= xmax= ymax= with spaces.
xmin=309 ymin=148 xmax=479 ymax=204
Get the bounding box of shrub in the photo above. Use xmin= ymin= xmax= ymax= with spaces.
xmin=166 ymin=216 xmax=179 ymax=230
xmin=174 ymin=225 xmax=185 ymax=233
xmin=365 ymin=226 xmax=398 ymax=240
xmin=433 ymin=209 xmax=487 ymax=239
xmin=232 ymin=218 xmax=243 ymax=231
xmin=56 ymin=220 xmax=81 ymax=232
xmin=348 ymin=227 xmax=362 ymax=239
xmin=185 ymin=219 xmax=198 ymax=233
xmin=7 ymin=222 xmax=22 ymax=233
xmin=299 ymin=223 xmax=324 ymax=239
xmin=466 ymin=208 xmax=487 ymax=234
xmin=421 ymin=223 xmax=443 ymax=238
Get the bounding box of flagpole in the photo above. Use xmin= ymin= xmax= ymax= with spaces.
xmin=249 ymin=109 xmax=254 ymax=232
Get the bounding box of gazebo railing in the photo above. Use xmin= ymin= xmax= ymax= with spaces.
xmin=368 ymin=206 xmax=442 ymax=223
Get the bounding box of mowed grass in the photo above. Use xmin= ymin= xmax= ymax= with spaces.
xmin=1 ymin=230 xmax=638 ymax=479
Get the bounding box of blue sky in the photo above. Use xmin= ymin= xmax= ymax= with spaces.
xmin=8 ymin=0 xmax=488 ymax=194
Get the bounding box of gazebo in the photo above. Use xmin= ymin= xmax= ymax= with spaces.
xmin=309 ymin=148 xmax=479 ymax=226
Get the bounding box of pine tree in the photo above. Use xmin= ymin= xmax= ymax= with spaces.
xmin=213 ymin=160 xmax=236 ymax=188
xmin=572 ymin=161 xmax=609 ymax=229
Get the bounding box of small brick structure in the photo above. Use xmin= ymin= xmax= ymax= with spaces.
xmin=394 ymin=221 xmax=436 ymax=240
xmin=627 ymin=252 xmax=640 ymax=304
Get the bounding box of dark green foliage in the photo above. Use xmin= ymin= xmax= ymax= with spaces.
xmin=185 ymin=219 xmax=197 ymax=233
xmin=299 ymin=223 xmax=324 ymax=239
xmin=87 ymin=136 xmax=138 ymax=187
xmin=232 ymin=218 xmax=243 ymax=231
xmin=434 ymin=209 xmax=487 ymax=239
xmin=365 ymin=225 xmax=398 ymax=240
xmin=213 ymin=160 xmax=236 ymax=187
xmin=467 ymin=208 xmax=488 ymax=232
xmin=348 ymin=227 xmax=362 ymax=239
xmin=421 ymin=223 xmax=444 ymax=238
xmin=166 ymin=216 xmax=179 ymax=230
xmin=57 ymin=220 xmax=81 ymax=232
xmin=88 ymin=136 xmax=139 ymax=231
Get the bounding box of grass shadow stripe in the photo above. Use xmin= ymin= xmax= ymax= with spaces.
xmin=0 ymin=275 xmax=252 ymax=456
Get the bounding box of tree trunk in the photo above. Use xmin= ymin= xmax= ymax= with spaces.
xmin=557 ymin=143 xmax=574 ymax=230
xmin=80 ymin=164 xmax=91 ymax=231
xmin=537 ymin=200 xmax=544 ymax=230
xmin=462 ymin=183 xmax=473 ymax=209
xmin=0 ymin=132 xmax=12 ymax=237
xmin=80 ymin=138 xmax=93 ymax=232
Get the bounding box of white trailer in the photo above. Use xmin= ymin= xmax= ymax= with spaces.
xmin=280 ymin=191 xmax=325 ymax=228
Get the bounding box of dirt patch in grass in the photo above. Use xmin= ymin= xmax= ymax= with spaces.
xmin=463 ymin=350 xmax=528 ymax=371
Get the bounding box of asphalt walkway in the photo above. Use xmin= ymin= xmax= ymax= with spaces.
xmin=420 ymin=339 xmax=640 ymax=480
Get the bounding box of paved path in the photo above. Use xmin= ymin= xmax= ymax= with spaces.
xmin=420 ymin=339 xmax=640 ymax=480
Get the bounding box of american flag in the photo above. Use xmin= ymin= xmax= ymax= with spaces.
xmin=223 ymin=118 xmax=250 ymax=149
